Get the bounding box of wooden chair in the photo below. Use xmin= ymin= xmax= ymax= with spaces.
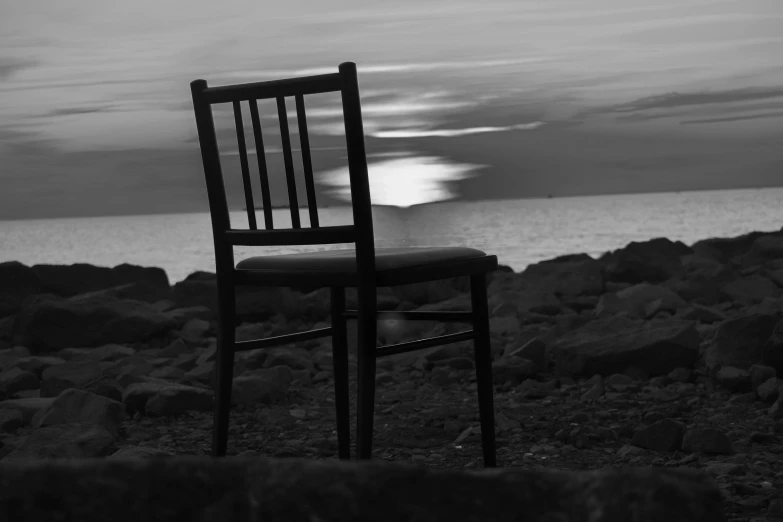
xmin=190 ymin=62 xmax=498 ymax=467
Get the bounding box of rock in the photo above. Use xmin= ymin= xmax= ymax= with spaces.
xmin=165 ymin=306 xmax=214 ymax=327
xmin=599 ymin=237 xmax=692 ymax=284
xmin=515 ymin=255 xmax=604 ymax=296
xmin=31 ymin=263 xmax=169 ymax=298
xmin=11 ymin=355 xmax=66 ymax=378
xmin=740 ymin=234 xmax=783 ymax=266
xmin=680 ymin=304 xmax=727 ymax=323
xmin=177 ymin=318 xmax=211 ymax=343
xmin=2 ymin=422 xmax=115 ymax=461
xmin=595 ymin=283 xmax=687 ymax=319
xmin=264 ymin=348 xmax=314 ymax=372
xmin=764 ymin=318 xmax=783 ymax=374
xmin=720 ymin=275 xmax=781 ymax=306
xmin=704 ymin=313 xmax=779 ymax=373
xmin=551 ymin=317 xmax=700 ymax=377
xmin=756 ymin=377 xmax=781 ymax=403
xmin=109 ymin=446 xmax=174 ymax=459
xmin=31 ymin=388 xmax=125 ymax=437
xmin=488 ymin=290 xmax=561 ymax=317
xmin=0 ymin=457 xmax=725 ymax=521
xmin=631 ymin=418 xmax=685 ymax=451
xmin=122 ymin=382 xmax=212 ymax=416
xmin=492 ymin=356 xmax=538 ymax=384
xmin=40 ymin=361 xmax=115 ymax=398
xmin=749 ymin=364 xmax=777 ymax=390
xmin=681 ymin=428 xmax=734 ymax=454
xmin=172 ymin=279 xmax=304 ymax=322
xmin=71 ymin=283 xmax=174 ymax=306
xmin=1 ymin=397 xmax=52 ymax=425
xmin=232 ymin=366 xmax=292 ymax=406
xmin=0 ymin=367 xmax=40 ymax=395
xmin=507 ymin=338 xmax=547 ymax=371
xmin=0 ymin=261 xmax=41 ymax=317
xmin=390 ymin=279 xmax=465 ymax=306
xmin=692 ymin=230 xmax=775 ymax=264
xmin=715 ymin=366 xmax=751 ymax=392
xmin=0 ymin=408 xmax=23 ymax=432
xmin=664 ymin=263 xmax=736 ymax=305
xmin=11 ymin=294 xmax=177 ymax=353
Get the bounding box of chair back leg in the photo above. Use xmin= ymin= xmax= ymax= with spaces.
xmin=470 ymin=273 xmax=497 ymax=467
xmin=330 ymin=287 xmax=352 ymax=460
xmin=355 ymin=283 xmax=378 ymax=460
xmin=212 ymin=281 xmax=237 ymax=457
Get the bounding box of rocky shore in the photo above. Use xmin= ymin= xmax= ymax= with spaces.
xmin=1 ymin=227 xmax=783 ymax=520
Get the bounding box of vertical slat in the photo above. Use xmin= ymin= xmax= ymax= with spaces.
xmin=295 ymin=94 xmax=319 ymax=228
xmin=277 ymin=96 xmax=301 ymax=229
xmin=233 ymin=101 xmax=257 ymax=230
xmin=248 ymin=100 xmax=274 ymax=230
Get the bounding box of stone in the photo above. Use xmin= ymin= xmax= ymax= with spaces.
xmin=720 ymin=276 xmax=781 ymax=306
xmin=681 ymin=428 xmax=734 ymax=454
xmin=491 ymin=356 xmax=538 ymax=384
xmin=704 ymin=313 xmax=779 ymax=373
xmin=0 ymin=397 xmax=55 ymax=425
xmin=763 ymin=318 xmax=783 ymax=374
xmin=0 ymin=367 xmax=40 ymax=395
xmin=0 ymin=261 xmax=41 ymax=317
xmin=71 ymin=282 xmax=174 ymax=306
xmin=11 ymin=294 xmax=177 ymax=352
xmin=31 ymin=388 xmax=125 ymax=437
xmin=631 ymin=418 xmax=685 ymax=452
xmin=40 ymin=361 xmax=115 ymax=398
xmin=10 ymin=355 xmax=66 ymax=378
xmin=0 ymin=409 xmax=23 ymax=432
xmin=599 ymin=237 xmax=691 ymax=284
xmin=515 ymin=255 xmax=604 ymax=296
xmin=109 ymin=446 xmax=174 ymax=459
xmin=177 ymin=318 xmax=211 ymax=343
xmin=165 ymin=306 xmax=214 ymax=327
xmin=122 ymin=382 xmax=213 ymax=416
xmin=595 ymin=283 xmax=687 ymax=319
xmin=749 ymin=364 xmax=777 ymax=391
xmin=2 ymin=422 xmax=116 ymax=461
xmin=692 ymin=230 xmax=774 ymax=264
xmin=680 ymin=304 xmax=727 ymax=323
xmin=551 ymin=317 xmax=700 ymax=377
xmin=231 ymin=366 xmax=293 ymax=406
xmin=31 ymin=263 xmax=169 ymax=298
xmin=507 ymin=338 xmax=547 ymax=371
xmin=0 ymin=457 xmax=725 ymax=521
xmin=715 ymin=366 xmax=751 ymax=392
xmin=264 ymin=348 xmax=314 ymax=372
xmin=756 ymin=377 xmax=781 ymax=403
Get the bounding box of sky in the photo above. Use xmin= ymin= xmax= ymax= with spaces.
xmin=1 ymin=0 xmax=782 ymax=219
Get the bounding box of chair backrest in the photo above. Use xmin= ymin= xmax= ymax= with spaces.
xmin=190 ymin=62 xmax=376 ymax=277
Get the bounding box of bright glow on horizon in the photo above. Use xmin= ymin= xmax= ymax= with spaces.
xmin=318 ymin=155 xmax=486 ymax=208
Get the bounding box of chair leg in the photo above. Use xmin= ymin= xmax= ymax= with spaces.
xmin=470 ymin=273 xmax=497 ymax=467
xmin=330 ymin=287 xmax=351 ymax=460
xmin=355 ymin=283 xmax=378 ymax=460
xmin=212 ymin=280 xmax=236 ymax=457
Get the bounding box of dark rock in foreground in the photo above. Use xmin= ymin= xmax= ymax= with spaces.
xmin=0 ymin=457 xmax=724 ymax=522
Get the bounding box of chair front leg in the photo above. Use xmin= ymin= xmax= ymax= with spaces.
xmin=212 ymin=280 xmax=237 ymax=457
xmin=355 ymin=282 xmax=378 ymax=460
xmin=470 ymin=272 xmax=497 ymax=467
xmin=330 ymin=286 xmax=351 ymax=460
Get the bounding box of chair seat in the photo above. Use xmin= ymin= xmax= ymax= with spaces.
xmin=235 ymin=246 xmax=495 ymax=287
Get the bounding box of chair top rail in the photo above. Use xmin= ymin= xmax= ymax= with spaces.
xmin=201 ymin=73 xmax=342 ymax=104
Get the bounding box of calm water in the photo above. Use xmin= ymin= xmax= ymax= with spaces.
xmin=3 ymin=187 xmax=782 ymax=285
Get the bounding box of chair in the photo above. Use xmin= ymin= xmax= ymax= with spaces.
xmin=190 ymin=62 xmax=498 ymax=467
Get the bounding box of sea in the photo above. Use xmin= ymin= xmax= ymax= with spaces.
xmin=2 ymin=187 xmax=782 ymax=285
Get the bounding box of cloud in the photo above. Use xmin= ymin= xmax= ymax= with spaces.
xmin=607 ymin=86 xmax=783 ymax=113
xmin=46 ymin=107 xmax=112 ymax=117
xmin=680 ymin=112 xmax=783 ymax=125
xmin=0 ymin=58 xmax=37 ymax=81
xmin=371 ymin=122 xmax=544 ymax=138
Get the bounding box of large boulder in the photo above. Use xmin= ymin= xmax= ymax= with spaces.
xmin=10 ymin=295 xmax=177 ymax=353
xmin=662 ymin=256 xmax=737 ymax=305
xmin=0 ymin=262 xmax=41 ymax=318
xmin=2 ymin=422 xmax=116 ymax=461
xmin=691 ymin=230 xmax=779 ymax=264
xmin=703 ymin=312 xmax=780 ymax=374
xmin=512 ymin=254 xmax=604 ymax=297
xmin=594 ymin=283 xmax=687 ymax=318
xmin=598 ymin=238 xmax=692 ymax=284
xmin=171 ymin=279 xmax=303 ymax=322
xmin=31 ymin=263 xmax=170 ymax=298
xmin=737 ymin=234 xmax=783 ymax=268
xmin=550 ymin=317 xmax=700 ymax=377
xmin=720 ymin=275 xmax=781 ymax=306
xmin=762 ymin=318 xmax=783 ymax=374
